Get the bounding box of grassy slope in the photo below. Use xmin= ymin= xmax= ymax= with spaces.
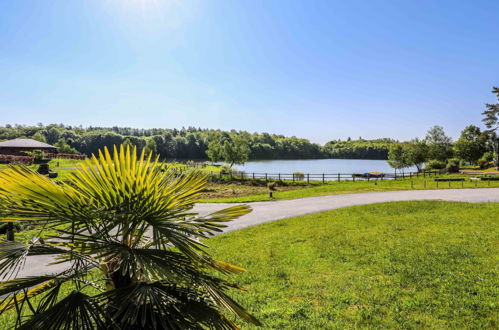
xmin=209 ymin=201 xmax=499 ymax=329
xmin=201 ymin=176 xmax=499 ymax=202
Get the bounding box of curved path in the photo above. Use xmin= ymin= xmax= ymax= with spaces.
xmin=7 ymin=188 xmax=499 ymax=279
xmin=194 ymin=188 xmax=499 ymax=233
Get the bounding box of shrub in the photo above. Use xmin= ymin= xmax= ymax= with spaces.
xmin=446 ymin=158 xmax=460 ymax=173
xmin=425 ymin=159 xmax=446 ymax=170
xmin=0 ymin=154 xmax=34 ymax=165
xmin=478 ymin=152 xmax=494 ymax=169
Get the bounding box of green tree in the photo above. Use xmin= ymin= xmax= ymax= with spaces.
xmin=387 ymin=143 xmax=408 ymax=172
xmin=0 ymin=146 xmax=260 ymax=329
xmin=482 ymin=87 xmax=499 ymax=169
xmin=388 ymin=140 xmax=428 ymax=172
xmin=425 ymin=125 xmax=453 ymax=161
xmin=206 ymin=134 xmax=250 ymax=166
xmin=122 ymin=137 xmax=133 ymax=151
xmin=55 ymin=138 xmax=79 ymax=154
xmin=32 ymin=131 xmax=47 ymax=143
xmin=453 ymin=125 xmax=486 ymax=164
xmin=403 ymin=139 xmax=428 ymax=172
xmin=143 ymin=138 xmax=157 ymax=157
xmin=45 ymin=126 xmax=62 ymax=145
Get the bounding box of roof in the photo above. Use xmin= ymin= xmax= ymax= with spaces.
xmin=0 ymin=138 xmax=58 ymax=150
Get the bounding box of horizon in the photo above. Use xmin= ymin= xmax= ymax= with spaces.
xmin=1 ymin=1 xmax=498 ymax=143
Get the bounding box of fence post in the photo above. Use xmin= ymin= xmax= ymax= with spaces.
xmin=253 ymin=172 xmax=255 ymax=180
xmin=265 ymin=173 xmax=268 ymax=181
xmin=292 ymin=173 xmax=295 ymax=182
xmin=338 ymin=173 xmax=340 ymax=182
xmin=353 ymin=175 xmax=355 ymax=182
xmin=322 ymin=173 xmax=325 ymax=184
xmin=278 ymin=173 xmax=281 ymax=181
xmin=307 ymin=173 xmax=309 ymax=183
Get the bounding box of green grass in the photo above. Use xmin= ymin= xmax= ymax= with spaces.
xmin=201 ymin=176 xmax=499 ymax=202
xmin=208 ymin=201 xmax=499 ymax=329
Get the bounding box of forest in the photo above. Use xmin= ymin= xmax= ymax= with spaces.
xmin=0 ymin=124 xmax=395 ymax=161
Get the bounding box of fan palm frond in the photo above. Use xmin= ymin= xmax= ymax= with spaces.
xmin=0 ymin=145 xmax=260 ymax=329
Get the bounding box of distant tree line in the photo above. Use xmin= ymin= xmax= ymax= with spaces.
xmin=0 ymin=125 xmax=327 ymax=160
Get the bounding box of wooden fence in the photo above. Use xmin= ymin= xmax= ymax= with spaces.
xmin=204 ymin=171 xmax=442 ymax=183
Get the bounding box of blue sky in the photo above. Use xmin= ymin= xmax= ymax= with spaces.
xmin=1 ymin=0 xmax=498 ymax=143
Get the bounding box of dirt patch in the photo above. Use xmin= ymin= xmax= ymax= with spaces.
xmin=201 ymin=182 xmax=312 ymax=199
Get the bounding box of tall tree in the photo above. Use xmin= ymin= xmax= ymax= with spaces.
xmin=387 ymin=143 xmax=408 ymax=172
xmin=425 ymin=125 xmax=453 ymax=161
xmin=482 ymin=87 xmax=499 ymax=169
xmin=206 ymin=134 xmax=250 ymax=166
xmin=403 ymin=139 xmax=428 ymax=171
xmin=453 ymin=125 xmax=487 ymax=164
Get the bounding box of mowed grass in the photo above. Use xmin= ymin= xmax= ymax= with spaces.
xmin=201 ymin=176 xmax=499 ymax=202
xmin=208 ymin=201 xmax=499 ymax=329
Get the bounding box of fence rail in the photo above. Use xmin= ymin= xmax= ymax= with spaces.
xmin=203 ymin=170 xmax=449 ymax=183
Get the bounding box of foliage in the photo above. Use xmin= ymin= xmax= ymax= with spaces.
xmin=478 ymin=152 xmax=495 ymax=169
xmin=31 ymin=132 xmax=46 ymax=143
xmin=425 ymin=125 xmax=453 ymax=161
xmin=387 ymin=139 xmax=427 ymax=171
xmin=0 ymin=145 xmax=260 ymax=329
xmin=453 ymin=125 xmax=487 ymax=164
xmin=425 ymin=159 xmax=446 ymax=170
xmin=54 ymin=138 xmax=79 ymax=154
xmin=0 ymin=154 xmax=34 ymax=165
xmin=0 ymin=124 xmax=325 ymax=161
xmin=446 ymin=158 xmax=460 ymax=173
xmin=143 ymin=138 xmax=157 ymax=157
xmin=482 ymin=87 xmax=499 ymax=169
xmin=387 ymin=144 xmax=406 ymax=170
xmin=207 ymin=201 xmax=499 ymax=328
xmin=323 ymin=138 xmax=395 ymax=160
xmin=206 ymin=134 xmax=250 ymax=166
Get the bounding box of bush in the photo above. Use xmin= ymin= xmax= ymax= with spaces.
xmin=425 ymin=159 xmax=446 ymax=170
xmin=0 ymin=154 xmax=34 ymax=165
xmin=478 ymin=152 xmax=494 ymax=169
xmin=293 ymin=172 xmax=305 ymax=180
xmin=446 ymin=158 xmax=460 ymax=173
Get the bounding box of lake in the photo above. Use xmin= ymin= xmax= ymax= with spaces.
xmin=233 ymin=159 xmax=417 ymax=174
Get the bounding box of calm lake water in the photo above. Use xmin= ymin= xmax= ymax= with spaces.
xmin=233 ymin=159 xmax=417 ymax=174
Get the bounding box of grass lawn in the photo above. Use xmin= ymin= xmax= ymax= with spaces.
xmin=201 ymin=176 xmax=499 ymax=202
xmin=208 ymin=201 xmax=499 ymax=329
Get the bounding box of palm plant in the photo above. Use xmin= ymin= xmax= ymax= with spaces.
xmin=0 ymin=145 xmax=260 ymax=329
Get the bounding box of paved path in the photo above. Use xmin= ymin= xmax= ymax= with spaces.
xmin=7 ymin=188 xmax=499 ymax=279
xmin=194 ymin=188 xmax=499 ymax=233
